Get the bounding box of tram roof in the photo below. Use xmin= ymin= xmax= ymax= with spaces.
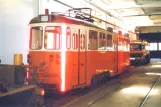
xmin=29 ymin=14 xmax=113 ymax=32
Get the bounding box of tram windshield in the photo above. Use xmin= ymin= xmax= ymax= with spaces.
xmin=30 ymin=26 xmax=43 ymax=50
xmin=44 ymin=26 xmax=61 ymax=50
xmin=130 ymin=43 xmax=143 ymax=50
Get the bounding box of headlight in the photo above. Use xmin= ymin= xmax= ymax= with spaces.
xmin=36 ymin=87 xmax=45 ymax=96
xmin=27 ymin=54 xmax=31 ymax=64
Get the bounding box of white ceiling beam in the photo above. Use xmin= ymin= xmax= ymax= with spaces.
xmin=136 ymin=24 xmax=161 ymax=27
xmin=152 ymin=20 xmax=161 ymax=23
xmin=149 ymin=16 xmax=161 ymax=20
xmin=153 ymin=22 xmax=161 ymax=24
xmin=122 ymin=13 xmax=161 ymax=17
xmin=104 ymin=3 xmax=161 ymax=10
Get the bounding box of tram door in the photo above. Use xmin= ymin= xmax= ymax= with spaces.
xmin=112 ymin=35 xmax=118 ymax=74
xmin=118 ymin=36 xmax=124 ymax=73
xmin=78 ymin=29 xmax=86 ymax=85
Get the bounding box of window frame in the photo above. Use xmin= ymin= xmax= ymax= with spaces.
xmin=99 ymin=32 xmax=106 ymax=50
xmin=89 ymin=30 xmax=98 ymax=50
xmin=30 ymin=26 xmax=43 ymax=50
xmin=44 ymin=26 xmax=62 ymax=50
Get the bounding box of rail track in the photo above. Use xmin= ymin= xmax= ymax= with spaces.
xmin=87 ymin=67 xmax=160 ymax=107
xmin=62 ymin=71 xmax=135 ymax=107
xmin=87 ymin=74 xmax=136 ymax=107
xmin=139 ymin=75 xmax=160 ymax=107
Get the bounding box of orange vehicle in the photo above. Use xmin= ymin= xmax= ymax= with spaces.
xmin=27 ymin=8 xmax=130 ymax=94
xmin=130 ymin=40 xmax=150 ymax=64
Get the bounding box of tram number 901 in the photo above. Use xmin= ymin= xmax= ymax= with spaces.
xmin=37 ymin=72 xmax=58 ymax=78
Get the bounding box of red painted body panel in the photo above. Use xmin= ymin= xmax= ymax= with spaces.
xmin=29 ymin=49 xmax=130 ymax=92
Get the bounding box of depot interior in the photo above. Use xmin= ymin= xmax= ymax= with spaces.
xmin=1 ymin=0 xmax=161 ymax=64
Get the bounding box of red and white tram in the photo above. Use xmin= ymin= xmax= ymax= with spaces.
xmin=27 ymin=8 xmax=130 ymax=93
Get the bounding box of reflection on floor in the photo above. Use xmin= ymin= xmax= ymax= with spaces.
xmin=150 ymin=58 xmax=161 ymax=63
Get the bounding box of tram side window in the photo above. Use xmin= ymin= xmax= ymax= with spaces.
xmin=119 ymin=38 xmax=124 ymax=51
xmin=125 ymin=38 xmax=130 ymax=51
xmin=30 ymin=26 xmax=43 ymax=50
xmin=44 ymin=26 xmax=61 ymax=50
xmin=72 ymin=33 xmax=78 ymax=50
xmin=80 ymin=34 xmax=85 ymax=50
xmin=123 ymin=39 xmax=127 ymax=51
xmin=107 ymin=34 xmax=112 ymax=50
xmin=89 ymin=30 xmax=98 ymax=50
xmin=66 ymin=27 xmax=71 ymax=49
xmin=113 ymin=37 xmax=118 ymax=51
xmin=118 ymin=38 xmax=123 ymax=51
xmin=99 ymin=32 xmax=106 ymax=50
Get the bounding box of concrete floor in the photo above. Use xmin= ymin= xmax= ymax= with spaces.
xmin=61 ymin=59 xmax=161 ymax=107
